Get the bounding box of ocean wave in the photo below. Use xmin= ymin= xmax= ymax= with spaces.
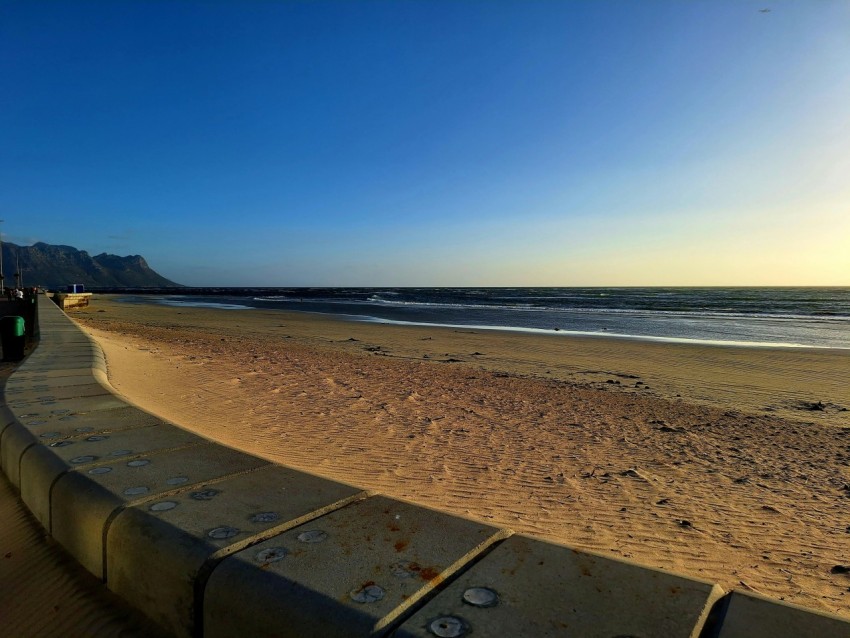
xmin=155 ymin=299 xmax=251 ymax=310
xmin=171 ymin=291 xmax=850 ymax=329
xmin=253 ymin=294 xmax=850 ymax=322
xmin=240 ymin=292 xmax=850 ymax=323
xmin=115 ymin=289 xmax=850 ymax=349
xmin=359 ymin=317 xmax=844 ymax=349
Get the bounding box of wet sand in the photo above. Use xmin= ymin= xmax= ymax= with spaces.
xmin=73 ymin=296 xmax=850 ymax=617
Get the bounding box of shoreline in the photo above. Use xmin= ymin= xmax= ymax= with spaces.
xmin=360 ymin=316 xmax=845 ymax=350
xmin=82 ymin=295 xmax=850 ymax=427
xmin=72 ymin=295 xmax=850 ymax=617
xmin=116 ymin=292 xmax=850 ymax=351
xmin=0 ymin=351 xmax=167 ymax=637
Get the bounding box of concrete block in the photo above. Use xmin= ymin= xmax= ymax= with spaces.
xmin=15 ymin=356 xmax=107 ymax=375
xmin=3 ymin=382 xmax=112 ymax=404
xmin=17 ymin=444 xmax=68 ymax=526
xmin=38 ymin=332 xmax=93 ymax=342
xmin=53 ymin=443 xmax=269 ymax=579
xmin=35 ymin=324 xmax=90 ymax=335
xmin=108 ymin=464 xmax=366 ymax=638
xmin=25 ymin=345 xmax=102 ymax=359
xmin=0 ymin=422 xmax=37 ymax=487
xmin=713 ymin=591 xmax=850 ymax=638
xmin=20 ymin=423 xmax=205 ymax=529
xmin=395 ymin=535 xmax=723 ymax=638
xmin=53 ymin=291 xmax=93 ymax=309
xmin=26 ymin=336 xmax=99 ymax=348
xmin=0 ymin=404 xmax=15 ymax=440
xmin=21 ymin=360 xmax=107 ymax=375
xmin=38 ymin=422 xmax=202 ymax=465
xmin=17 ymin=356 xmax=103 ymax=370
xmin=5 ymin=373 xmax=103 ymax=393
xmin=4 ymin=375 xmax=93 ymax=393
xmin=24 ymin=352 xmax=105 ymax=367
xmin=4 ymin=368 xmax=102 ymax=384
xmin=5 ymin=394 xmax=128 ymax=416
xmin=204 ymin=495 xmax=509 ymax=638
xmin=26 ymin=329 xmax=93 ymax=341
xmin=15 ymin=405 xmax=162 ymax=440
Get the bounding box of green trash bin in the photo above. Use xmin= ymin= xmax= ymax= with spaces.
xmin=1 ymin=315 xmax=25 ymax=361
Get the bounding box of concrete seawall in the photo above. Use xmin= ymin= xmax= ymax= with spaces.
xmin=1 ymin=295 xmax=849 ymax=637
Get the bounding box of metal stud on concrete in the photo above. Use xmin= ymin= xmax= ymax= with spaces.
xmin=51 ymin=442 xmax=269 ymax=578
xmin=203 ymin=495 xmax=509 ymax=638
xmin=106 ymin=464 xmax=364 ymax=638
xmin=296 ymin=529 xmax=328 ymax=544
xmin=149 ymin=501 xmax=178 ymax=512
xmin=255 ymin=547 xmax=287 ymax=564
xmin=395 ymin=535 xmax=724 ymax=638
xmin=18 ymin=421 xmax=209 ymax=537
xmin=428 ymin=616 xmax=467 ymax=637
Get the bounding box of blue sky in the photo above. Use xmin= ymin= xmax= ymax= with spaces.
xmin=1 ymin=0 xmax=848 ymax=286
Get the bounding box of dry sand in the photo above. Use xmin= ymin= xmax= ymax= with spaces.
xmin=72 ymin=296 xmax=850 ymax=617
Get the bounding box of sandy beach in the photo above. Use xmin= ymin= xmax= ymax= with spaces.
xmin=72 ymin=296 xmax=850 ymax=617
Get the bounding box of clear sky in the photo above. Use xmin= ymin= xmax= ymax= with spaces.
xmin=1 ymin=0 xmax=848 ymax=286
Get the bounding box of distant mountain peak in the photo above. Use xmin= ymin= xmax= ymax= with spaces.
xmin=2 ymin=241 xmax=182 ymax=288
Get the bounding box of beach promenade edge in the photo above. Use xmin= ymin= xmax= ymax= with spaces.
xmin=0 ymin=294 xmax=848 ymax=637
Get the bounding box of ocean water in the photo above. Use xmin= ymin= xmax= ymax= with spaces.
xmin=116 ymin=287 xmax=850 ymax=349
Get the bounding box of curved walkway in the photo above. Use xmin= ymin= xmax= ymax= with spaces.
xmin=0 ymin=358 xmax=164 ymax=637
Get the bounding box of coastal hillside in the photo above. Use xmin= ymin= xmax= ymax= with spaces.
xmin=1 ymin=241 xmax=181 ymax=289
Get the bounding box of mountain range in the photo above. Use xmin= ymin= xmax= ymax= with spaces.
xmin=2 ymin=241 xmax=181 ymax=289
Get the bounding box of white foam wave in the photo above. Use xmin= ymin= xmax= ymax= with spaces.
xmin=155 ymin=299 xmax=251 ymax=310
